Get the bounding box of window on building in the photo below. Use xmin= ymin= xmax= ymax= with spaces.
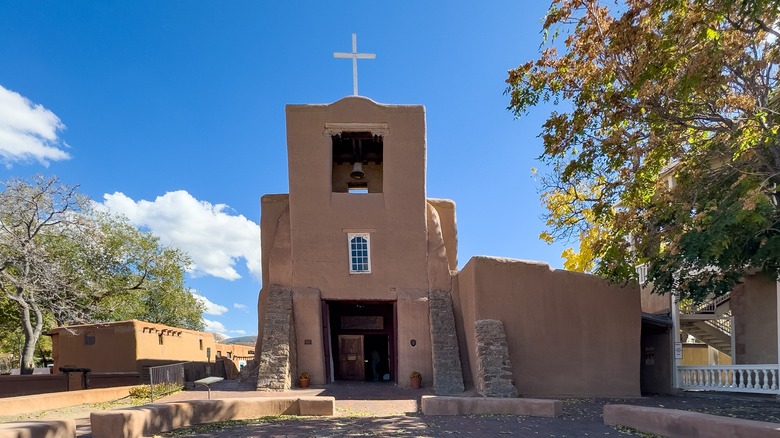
xmin=158 ymin=334 xmax=164 ymax=345
xmin=348 ymin=233 xmax=371 ymax=274
xmin=85 ymin=334 xmax=96 ymax=345
xmin=199 ymin=339 xmax=203 ymax=350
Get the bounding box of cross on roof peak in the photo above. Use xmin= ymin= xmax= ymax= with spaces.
xmin=333 ymin=34 xmax=376 ymax=96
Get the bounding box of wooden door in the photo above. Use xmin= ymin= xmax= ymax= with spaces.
xmin=338 ymin=335 xmax=364 ymax=380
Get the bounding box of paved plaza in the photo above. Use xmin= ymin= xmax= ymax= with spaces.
xmin=138 ymin=380 xmax=780 ymax=437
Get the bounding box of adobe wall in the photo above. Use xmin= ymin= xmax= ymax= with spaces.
xmin=292 ymin=287 xmax=325 ymax=384
xmin=455 ymin=256 xmax=641 ymax=397
xmin=214 ymin=343 xmax=254 ymax=360
xmin=427 ymin=198 xmax=458 ymax=271
xmin=640 ymin=284 xmax=671 ymax=314
xmin=51 ymin=320 xmax=219 ymax=375
xmin=0 ymin=374 xmax=66 ymax=398
xmin=397 ymin=290 xmax=434 ymax=387
xmin=50 ymin=322 xmax=138 ymax=373
xmin=732 ymin=274 xmax=778 ymax=364
xmin=451 ymin=263 xmax=476 ymax=390
xmin=132 ymin=321 xmax=217 ymax=367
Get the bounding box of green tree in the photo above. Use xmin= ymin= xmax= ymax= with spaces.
xmin=0 ymin=176 xmax=203 ymax=374
xmin=507 ymin=0 xmax=780 ymax=301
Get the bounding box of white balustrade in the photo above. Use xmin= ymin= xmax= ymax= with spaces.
xmin=636 ymin=264 xmax=648 ymax=285
xmin=679 ymin=365 xmax=780 ymax=394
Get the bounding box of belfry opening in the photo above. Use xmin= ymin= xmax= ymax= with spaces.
xmin=331 ymin=131 xmax=384 ymax=193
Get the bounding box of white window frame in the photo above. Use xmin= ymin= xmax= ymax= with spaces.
xmin=347 ymin=233 xmax=371 ymax=274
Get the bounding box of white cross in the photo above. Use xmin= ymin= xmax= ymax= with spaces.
xmin=334 ymin=33 xmax=376 ymax=96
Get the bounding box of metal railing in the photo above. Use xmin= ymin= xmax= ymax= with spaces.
xmin=704 ymin=317 xmax=732 ymax=337
xmin=636 ymin=264 xmax=648 ymax=285
xmin=680 ymin=293 xmax=731 ymax=314
xmin=679 ymin=364 xmax=780 ymax=394
xmin=148 ymin=362 xmax=185 ymax=402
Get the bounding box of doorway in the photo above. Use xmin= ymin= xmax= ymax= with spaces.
xmin=325 ymin=301 xmax=395 ymax=382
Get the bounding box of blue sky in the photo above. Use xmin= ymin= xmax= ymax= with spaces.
xmin=0 ymin=1 xmax=570 ymax=338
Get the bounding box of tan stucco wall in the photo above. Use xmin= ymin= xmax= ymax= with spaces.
xmin=214 ymin=343 xmax=254 ymax=360
xmin=50 ymin=321 xmax=139 ymax=373
xmin=396 ymin=290 xmax=434 ymax=385
xmin=456 ymin=256 xmax=641 ymax=397
xmin=427 ymin=198 xmax=457 ymax=271
xmin=285 ymin=97 xmax=429 ymax=299
xmin=133 ymin=321 xmax=215 ymax=366
xmin=292 ymin=287 xmax=326 ymax=384
xmin=426 ymin=202 xmax=452 ymax=292
xmin=640 ymin=284 xmax=671 ymax=314
xmin=451 ymin=261 xmax=477 ymax=390
xmin=50 ymin=320 xmax=218 ymax=374
xmin=732 ymin=274 xmax=778 ymax=364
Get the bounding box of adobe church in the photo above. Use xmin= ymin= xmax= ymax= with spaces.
xmin=253 ymin=95 xmax=642 ymax=398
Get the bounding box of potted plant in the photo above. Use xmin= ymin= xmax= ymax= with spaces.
xmin=299 ymin=372 xmax=311 ymax=388
xmin=409 ymin=371 xmax=422 ymax=389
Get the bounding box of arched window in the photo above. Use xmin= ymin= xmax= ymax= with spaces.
xmin=348 ymin=233 xmax=371 ymax=274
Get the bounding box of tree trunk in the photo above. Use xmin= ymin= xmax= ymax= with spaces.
xmin=19 ymin=300 xmax=43 ymax=375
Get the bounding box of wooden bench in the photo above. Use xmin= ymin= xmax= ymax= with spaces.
xmin=193 ymin=376 xmax=223 ymax=399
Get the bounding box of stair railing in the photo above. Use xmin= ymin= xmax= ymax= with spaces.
xmin=680 ymin=292 xmax=731 ymax=314
xmin=703 ymin=315 xmax=732 ymax=337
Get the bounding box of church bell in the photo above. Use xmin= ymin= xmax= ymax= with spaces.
xmin=350 ymin=162 xmax=366 ymax=180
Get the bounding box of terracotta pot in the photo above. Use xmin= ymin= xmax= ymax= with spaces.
xmin=410 ymin=376 xmax=421 ymax=389
xmin=299 ymin=377 xmax=310 ymax=388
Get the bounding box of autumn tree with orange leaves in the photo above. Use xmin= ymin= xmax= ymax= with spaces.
xmin=507 ymin=0 xmax=780 ymax=302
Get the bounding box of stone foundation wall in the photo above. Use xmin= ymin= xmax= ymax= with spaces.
xmin=474 ymin=319 xmax=518 ymax=398
xmin=256 ymin=285 xmax=297 ymax=391
xmin=429 ymin=289 xmax=465 ymax=395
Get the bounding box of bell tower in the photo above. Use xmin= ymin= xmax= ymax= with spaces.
xmin=257 ymin=95 xmax=459 ymax=390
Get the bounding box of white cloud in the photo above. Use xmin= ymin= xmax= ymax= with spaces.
xmin=202 ymin=318 xmax=227 ymax=335
xmin=192 ymin=292 xmax=228 ymax=316
xmin=98 ymin=190 xmax=261 ymax=281
xmin=202 ymin=318 xmax=247 ymax=337
xmin=233 ymin=303 xmax=249 ymax=312
xmin=0 ymin=85 xmax=71 ymax=166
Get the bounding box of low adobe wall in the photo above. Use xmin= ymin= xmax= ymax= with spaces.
xmin=0 ymin=372 xmax=139 ymax=399
xmin=455 ymin=257 xmax=641 ymax=397
xmin=604 ymin=404 xmax=780 ymax=437
xmin=90 ymin=396 xmax=335 ymax=438
xmin=0 ymin=420 xmax=75 ymax=438
xmin=421 ymin=395 xmax=562 ymax=417
xmin=0 ymin=386 xmax=135 ymax=416
xmin=0 ymin=374 xmax=66 ymax=398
